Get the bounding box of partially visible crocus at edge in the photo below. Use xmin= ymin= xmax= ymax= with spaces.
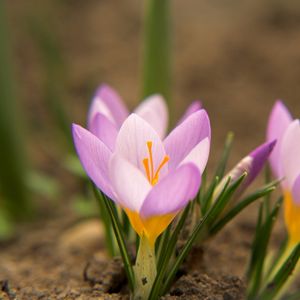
xmin=73 ymin=109 xmax=211 ymax=246
xmin=87 ymin=84 xmax=202 ymax=151
xmin=267 ymin=100 xmax=300 ymax=246
xmin=213 ymin=140 xmax=276 ymax=201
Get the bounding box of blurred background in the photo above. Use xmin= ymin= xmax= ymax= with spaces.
xmin=1 ymin=0 xmax=300 ymax=230
xmin=1 ymin=0 xmax=300 ymax=297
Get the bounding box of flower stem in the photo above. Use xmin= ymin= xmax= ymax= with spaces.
xmin=133 ymin=234 xmax=157 ymax=300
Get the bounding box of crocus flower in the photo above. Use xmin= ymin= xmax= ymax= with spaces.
xmin=73 ymin=110 xmax=210 ymax=246
xmin=267 ymin=100 xmax=300 ymax=245
xmin=87 ymin=84 xmax=201 ymax=151
xmin=213 ymin=141 xmax=276 ymax=201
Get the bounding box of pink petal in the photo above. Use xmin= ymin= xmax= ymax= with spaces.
xmin=89 ymin=113 xmax=118 ymax=151
xmin=115 ymin=114 xmax=167 ymax=178
xmin=88 ymin=84 xmax=129 ymax=128
xmin=267 ymin=100 xmax=293 ymax=179
xmin=164 ymin=110 xmax=211 ymax=171
xmin=292 ymin=174 xmax=300 ymax=205
xmin=134 ymin=94 xmax=168 ymax=139
xmin=177 ymin=100 xmax=202 ymax=125
xmin=109 ymin=154 xmax=151 ymax=212
xmin=281 ymin=120 xmax=300 ymax=189
xmin=180 ymin=137 xmax=210 ymax=173
xmin=72 ymin=124 xmax=115 ymax=200
xmin=140 ymin=163 xmax=201 ymax=218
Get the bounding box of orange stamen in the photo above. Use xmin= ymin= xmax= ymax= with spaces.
xmin=152 ymin=155 xmax=170 ymax=184
xmin=147 ymin=141 xmax=154 ymax=180
xmin=143 ymin=140 xmax=169 ymax=186
xmin=143 ymin=158 xmax=151 ymax=183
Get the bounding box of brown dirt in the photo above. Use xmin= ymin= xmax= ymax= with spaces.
xmin=2 ymin=0 xmax=300 ymax=299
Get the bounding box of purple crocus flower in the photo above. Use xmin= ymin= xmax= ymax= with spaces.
xmin=87 ymin=84 xmax=202 ymax=151
xmin=73 ymin=110 xmax=210 ymax=245
xmin=267 ymin=100 xmax=300 ymax=245
xmin=214 ymin=141 xmax=276 ymax=200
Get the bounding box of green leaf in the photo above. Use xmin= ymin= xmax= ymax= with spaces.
xmin=92 ymin=185 xmax=116 ymax=256
xmin=258 ymin=244 xmax=300 ymax=300
xmin=200 ymin=175 xmax=219 ymax=215
xmin=213 ymin=132 xmax=234 ymax=180
xmin=142 ymin=0 xmax=171 ymax=104
xmin=149 ymin=204 xmax=191 ymax=300
xmin=206 ymin=173 xmax=247 ymax=228
xmin=246 ymin=197 xmax=283 ymax=299
xmin=98 ymin=188 xmax=135 ymax=291
xmin=209 ymin=182 xmax=277 ymax=236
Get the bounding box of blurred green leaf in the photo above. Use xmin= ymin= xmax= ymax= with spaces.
xmin=142 ymin=0 xmax=171 ymax=104
xmin=214 ymin=132 xmax=234 ymax=180
xmin=258 ymin=244 xmax=300 ymax=300
xmin=0 ymin=1 xmax=31 ymax=219
xmin=247 ymin=197 xmax=282 ymax=300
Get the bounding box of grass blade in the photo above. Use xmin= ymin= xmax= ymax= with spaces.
xmin=92 ymin=185 xmax=135 ymax=291
xmin=258 ymin=244 xmax=300 ymax=300
xmin=214 ymin=132 xmax=234 ymax=180
xmin=209 ymin=183 xmax=276 ymax=236
xmin=149 ymin=204 xmax=191 ymax=300
xmin=142 ymin=0 xmax=171 ymax=103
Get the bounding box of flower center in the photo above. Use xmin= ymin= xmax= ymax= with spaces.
xmin=142 ymin=141 xmax=169 ymax=186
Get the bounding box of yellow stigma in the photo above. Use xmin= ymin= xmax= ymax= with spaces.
xmin=284 ymin=191 xmax=300 ymax=245
xmin=142 ymin=141 xmax=169 ymax=186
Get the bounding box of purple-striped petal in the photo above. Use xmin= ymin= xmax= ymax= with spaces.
xmin=281 ymin=120 xmax=300 ymax=189
xmin=164 ymin=110 xmax=211 ymax=171
xmin=72 ymin=124 xmax=115 ymax=200
xmin=180 ymin=137 xmax=210 ymax=173
xmin=109 ymin=154 xmax=151 ymax=211
xmin=247 ymin=140 xmax=277 ymax=184
xmin=292 ymin=174 xmax=300 ymax=205
xmin=115 ymin=114 xmax=167 ymax=177
xmin=267 ymin=100 xmax=293 ymax=179
xmin=140 ymin=163 xmax=201 ymax=218
xmin=88 ymin=84 xmax=129 ymax=128
xmin=89 ymin=113 xmax=118 ymax=151
xmin=177 ymin=100 xmax=202 ymax=125
xmin=134 ymin=94 xmax=168 ymax=139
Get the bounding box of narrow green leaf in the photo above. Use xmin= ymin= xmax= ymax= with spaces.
xmin=92 ymin=185 xmax=116 ymax=256
xmin=258 ymin=244 xmax=300 ymax=300
xmin=0 ymin=0 xmax=31 ymax=220
xmin=161 ymin=174 xmax=246 ymax=295
xmin=92 ymin=185 xmax=135 ymax=290
xmin=247 ymin=197 xmax=282 ymax=299
xmin=200 ymin=175 xmax=219 ymax=215
xmin=207 ymin=173 xmax=247 ymax=228
xmin=149 ymin=204 xmax=191 ymax=300
xmin=213 ymin=132 xmax=234 ymax=180
xmin=142 ymin=0 xmax=171 ymax=104
xmin=210 ymin=184 xmax=276 ymax=236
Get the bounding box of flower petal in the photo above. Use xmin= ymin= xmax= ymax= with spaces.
xmin=89 ymin=113 xmax=118 ymax=151
xmin=140 ymin=163 xmax=201 ymax=218
xmin=72 ymin=124 xmax=115 ymax=200
xmin=88 ymin=84 xmax=129 ymax=128
xmin=177 ymin=100 xmax=202 ymax=125
xmin=109 ymin=154 xmax=151 ymax=212
xmin=134 ymin=94 xmax=168 ymax=139
xmin=164 ymin=110 xmax=211 ymax=171
xmin=281 ymin=120 xmax=300 ymax=188
xmin=247 ymin=140 xmax=276 ymax=184
xmin=115 ymin=114 xmax=167 ymax=177
xmin=180 ymin=137 xmax=210 ymax=173
xmin=267 ymin=100 xmax=293 ymax=179
xmin=292 ymin=174 xmax=300 ymax=205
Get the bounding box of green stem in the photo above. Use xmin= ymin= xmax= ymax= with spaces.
xmin=133 ymin=234 xmax=157 ymax=300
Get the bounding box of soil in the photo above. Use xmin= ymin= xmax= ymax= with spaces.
xmin=2 ymin=0 xmax=300 ymax=299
